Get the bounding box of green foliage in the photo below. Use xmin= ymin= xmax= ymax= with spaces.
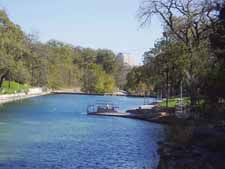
xmin=96 ymin=49 xmax=116 ymax=74
xmin=125 ymin=66 xmax=152 ymax=95
xmin=0 ymin=10 xmax=122 ymax=93
xmin=126 ymin=41 xmax=189 ymax=96
xmin=203 ymin=3 xmax=225 ymax=103
xmin=81 ymin=64 xmax=116 ymax=93
xmin=46 ymin=40 xmax=78 ymax=89
xmin=0 ymin=81 xmax=29 ymax=94
xmin=0 ymin=10 xmax=30 ymax=86
xmin=138 ymin=0 xmax=225 ymax=116
xmin=159 ymin=98 xmax=190 ymax=108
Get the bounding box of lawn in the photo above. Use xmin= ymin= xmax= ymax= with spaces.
xmin=159 ymin=97 xmax=190 ymax=108
xmin=0 ymin=81 xmax=30 ymax=94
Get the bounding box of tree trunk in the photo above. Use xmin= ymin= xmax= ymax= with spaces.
xmin=166 ymin=69 xmax=169 ymax=108
xmin=0 ymin=70 xmax=9 ymax=88
xmin=8 ymin=80 xmax=11 ymax=88
xmin=0 ymin=77 xmax=4 ymax=88
xmin=190 ymin=83 xmax=198 ymax=106
xmin=187 ymin=47 xmax=197 ymax=107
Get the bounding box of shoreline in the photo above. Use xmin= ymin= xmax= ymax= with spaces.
xmin=87 ymin=108 xmax=173 ymax=125
xmin=2 ymin=92 xmax=221 ymax=168
xmin=0 ymin=91 xmax=51 ymax=105
xmin=0 ymin=91 xmax=168 ymax=125
xmin=52 ymin=91 xmax=157 ymax=98
xmin=0 ymin=90 xmax=170 ymax=126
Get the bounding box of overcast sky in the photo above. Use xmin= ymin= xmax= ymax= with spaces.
xmin=1 ymin=0 xmax=163 ymax=65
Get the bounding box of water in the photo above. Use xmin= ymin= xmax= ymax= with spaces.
xmin=0 ymin=94 xmax=166 ymax=169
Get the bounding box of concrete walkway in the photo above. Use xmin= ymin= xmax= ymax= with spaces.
xmin=0 ymin=88 xmax=51 ymax=104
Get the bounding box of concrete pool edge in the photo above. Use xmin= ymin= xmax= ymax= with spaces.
xmin=0 ymin=92 xmax=51 ymax=105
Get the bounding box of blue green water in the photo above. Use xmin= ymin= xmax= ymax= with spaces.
xmin=0 ymin=94 xmax=166 ymax=169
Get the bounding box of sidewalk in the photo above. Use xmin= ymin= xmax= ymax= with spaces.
xmin=0 ymin=88 xmax=51 ymax=104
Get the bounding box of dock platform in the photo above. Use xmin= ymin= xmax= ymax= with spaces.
xmin=87 ymin=111 xmax=148 ymax=121
xmin=87 ymin=111 xmax=170 ymax=124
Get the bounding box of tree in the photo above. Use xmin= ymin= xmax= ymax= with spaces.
xmin=0 ymin=10 xmax=119 ymax=93
xmin=96 ymin=49 xmax=116 ymax=74
xmin=125 ymin=66 xmax=150 ymax=95
xmin=0 ymin=10 xmax=30 ymax=87
xmin=139 ymin=0 xmax=217 ymax=106
xmin=81 ymin=64 xmax=116 ymax=93
xmin=46 ymin=40 xmax=79 ymax=89
xmin=203 ymin=2 xmax=225 ymax=105
xmin=25 ymin=34 xmax=49 ymax=87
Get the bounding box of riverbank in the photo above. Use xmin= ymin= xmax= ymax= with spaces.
xmin=53 ymin=90 xmax=157 ymax=98
xmin=87 ymin=103 xmax=176 ymax=125
xmin=88 ymin=111 xmax=176 ymax=124
xmin=157 ymin=121 xmax=225 ymax=169
xmin=0 ymin=88 xmax=51 ymax=104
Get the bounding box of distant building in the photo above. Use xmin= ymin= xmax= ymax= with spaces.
xmin=116 ymin=53 xmax=136 ymax=66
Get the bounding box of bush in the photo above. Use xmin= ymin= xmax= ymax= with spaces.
xmin=0 ymin=81 xmax=29 ymax=94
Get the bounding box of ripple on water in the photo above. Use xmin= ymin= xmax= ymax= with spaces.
xmin=0 ymin=94 xmax=166 ymax=169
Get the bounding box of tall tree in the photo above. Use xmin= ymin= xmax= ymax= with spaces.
xmin=139 ymin=0 xmax=217 ymax=105
xmin=0 ymin=10 xmax=30 ymax=87
xmin=204 ymin=2 xmax=225 ymax=104
xmin=96 ymin=49 xmax=116 ymax=74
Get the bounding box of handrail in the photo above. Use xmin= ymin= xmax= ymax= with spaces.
xmin=87 ymin=103 xmax=119 ymax=114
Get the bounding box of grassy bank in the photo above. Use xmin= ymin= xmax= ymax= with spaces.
xmin=159 ymin=97 xmax=190 ymax=108
xmin=0 ymin=81 xmax=29 ymax=94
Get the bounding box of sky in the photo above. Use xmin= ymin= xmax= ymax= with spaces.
xmin=1 ymin=0 xmax=163 ymax=65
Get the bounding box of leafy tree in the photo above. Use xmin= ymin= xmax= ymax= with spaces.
xmin=46 ymin=40 xmax=80 ymax=88
xmin=203 ymin=2 xmax=225 ymax=106
xmin=139 ymin=0 xmax=217 ymax=105
xmin=96 ymin=49 xmax=116 ymax=74
xmin=125 ymin=66 xmax=149 ymax=95
xmin=82 ymin=64 xmax=116 ymax=93
xmin=0 ymin=10 xmax=30 ymax=87
xmin=0 ymin=10 xmax=120 ymax=94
